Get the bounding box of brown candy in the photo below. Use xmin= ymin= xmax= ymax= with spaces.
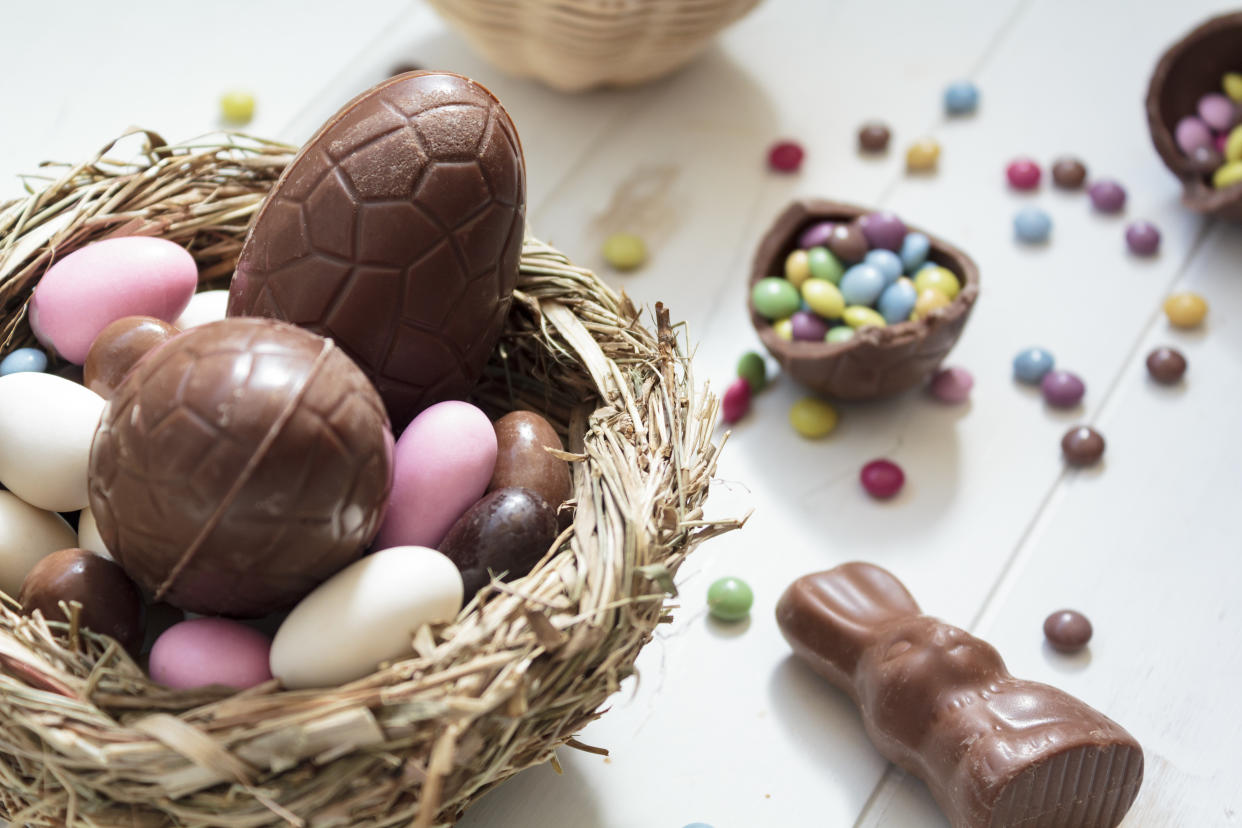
xmin=19 ymin=548 xmax=143 ymax=652
xmin=857 ymin=122 xmax=891 ymax=153
xmin=489 ymin=411 xmax=571 ymax=511
xmin=825 ymin=221 xmax=869 ymax=263
xmin=439 ymin=487 xmax=557 ymax=600
xmin=1051 ymin=157 xmax=1088 ymax=189
xmin=88 ymin=318 xmax=393 ymax=617
xmin=776 ymin=563 xmax=1143 ymax=828
xmin=1044 ymin=609 xmax=1093 ymax=653
xmin=228 ymin=71 xmax=527 ymax=431
xmin=83 ymin=315 xmax=179 ymax=398
xmin=1061 ymin=425 xmax=1105 ymax=467
xmin=1146 ymin=346 xmax=1187 ymax=383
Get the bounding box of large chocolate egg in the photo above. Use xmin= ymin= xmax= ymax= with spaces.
xmin=87 ymin=318 xmax=393 ymax=617
xmin=228 ymin=71 xmax=526 ymax=430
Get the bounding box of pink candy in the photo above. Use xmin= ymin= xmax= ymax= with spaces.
xmin=768 ymin=141 xmax=805 ymax=173
xmin=1175 ymin=116 xmax=1213 ymax=155
xmin=929 ymin=366 xmax=973 ymax=403
xmin=1005 ymin=158 xmax=1041 ymax=190
xmin=149 ymin=618 xmax=273 ymax=690
xmin=1198 ymin=93 xmax=1238 ymax=132
xmin=722 ymin=377 xmax=752 ymax=425
xmin=860 ymin=459 xmax=905 ymax=499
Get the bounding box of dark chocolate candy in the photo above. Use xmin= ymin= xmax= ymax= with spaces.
xmin=88 ymin=318 xmax=393 ymax=617
xmin=83 ymin=315 xmax=179 ymax=398
xmin=825 ymin=221 xmax=868 ymax=263
xmin=1061 ymin=425 xmax=1105 ymax=467
xmin=1051 ymin=157 xmax=1088 ymax=190
xmin=1145 ymin=346 xmax=1187 ymax=384
xmin=858 ymin=122 xmax=891 ymax=153
xmin=439 ymin=486 xmax=557 ymax=600
xmin=19 ymin=548 xmax=144 ymax=653
xmin=489 ymin=411 xmax=571 ymax=511
xmin=1044 ymin=609 xmax=1093 ymax=654
xmin=227 ymin=71 xmax=527 ymax=430
xmin=776 ymin=563 xmax=1143 ymax=828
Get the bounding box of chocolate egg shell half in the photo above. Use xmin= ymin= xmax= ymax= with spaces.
xmin=1145 ymin=12 xmax=1242 ymax=221
xmin=439 ymin=487 xmax=558 ymax=600
xmin=19 ymin=548 xmax=144 ymax=653
xmin=750 ymin=199 xmax=979 ymax=400
xmin=88 ymin=317 xmax=393 ymax=617
xmin=228 ymin=71 xmax=527 ymax=431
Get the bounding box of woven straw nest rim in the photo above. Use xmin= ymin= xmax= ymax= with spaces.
xmin=0 ymin=129 xmax=740 ymax=827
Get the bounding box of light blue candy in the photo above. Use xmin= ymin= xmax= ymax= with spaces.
xmin=1013 ymin=347 xmax=1055 ymax=384
xmin=839 ymin=263 xmax=886 ymax=307
xmin=944 ymin=80 xmax=979 ymax=115
xmin=0 ymin=347 xmax=48 ymax=376
xmin=864 ymin=249 xmax=903 ymax=286
xmin=681 ymin=824 xmax=715 ymax=828
xmin=877 ymin=279 xmax=918 ymax=324
xmin=900 ymin=232 xmax=930 ymax=273
xmin=1014 ymin=207 xmax=1052 ymax=243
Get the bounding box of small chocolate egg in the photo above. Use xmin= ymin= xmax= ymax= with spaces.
xmin=18 ymin=548 xmax=143 ymax=652
xmin=489 ymin=411 xmax=571 ymax=510
xmin=83 ymin=315 xmax=179 ymax=398
xmin=439 ymin=487 xmax=558 ymax=599
xmin=149 ymin=618 xmax=273 ymax=690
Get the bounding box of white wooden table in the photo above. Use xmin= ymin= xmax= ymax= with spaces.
xmin=3 ymin=1 xmax=1240 ymax=825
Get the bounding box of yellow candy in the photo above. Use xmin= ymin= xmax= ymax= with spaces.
xmin=913 ymin=265 xmax=961 ymax=299
xmin=843 ymin=305 xmax=886 ymax=329
xmin=602 ymin=233 xmax=647 ymax=270
xmin=1224 ymin=72 xmax=1242 ymax=103
xmin=802 ymin=278 xmax=845 ymax=319
xmin=1213 ymin=161 xmax=1242 ymax=190
xmin=219 ymin=90 xmax=256 ymax=124
xmin=784 ymin=250 xmax=811 ymax=287
xmin=912 ymin=288 xmax=951 ymax=320
xmin=789 ymin=398 xmax=838 ymax=439
xmin=1163 ymin=292 xmax=1208 ymax=329
xmin=906 ymin=138 xmax=941 ymax=172
xmin=1224 ymin=126 xmax=1242 ymax=164
xmin=773 ymin=317 xmax=794 ymax=340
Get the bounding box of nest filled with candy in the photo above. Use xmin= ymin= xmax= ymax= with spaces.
xmin=0 ymin=127 xmax=736 ymax=826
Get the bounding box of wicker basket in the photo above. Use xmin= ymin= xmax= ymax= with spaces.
xmin=425 ymin=0 xmax=762 ymax=92
xmin=0 ymin=130 xmax=738 ymax=827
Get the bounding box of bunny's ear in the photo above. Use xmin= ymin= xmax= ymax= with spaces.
xmin=776 ymin=562 xmax=921 ymax=692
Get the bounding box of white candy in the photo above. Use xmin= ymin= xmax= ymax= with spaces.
xmin=0 ymin=373 xmax=105 ymax=512
xmin=173 ymin=290 xmax=230 ymax=330
xmin=75 ymin=506 xmax=112 ymax=560
xmin=270 ymin=546 xmax=462 ymax=689
xmin=0 ymin=491 xmax=77 ymax=597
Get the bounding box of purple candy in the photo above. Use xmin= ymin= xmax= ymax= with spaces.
xmin=1041 ymin=370 xmax=1085 ymax=408
xmin=1125 ymin=221 xmax=1161 ymax=256
xmin=1175 ymin=116 xmax=1213 ymax=155
xmin=858 ymin=211 xmax=907 ymax=252
xmin=1087 ymin=179 xmax=1126 ymax=214
xmin=1198 ymin=93 xmax=1239 ymax=132
xmin=929 ymin=366 xmax=973 ymax=404
xmin=790 ymin=310 xmax=830 ymax=342
xmin=798 ymin=220 xmax=836 ymax=250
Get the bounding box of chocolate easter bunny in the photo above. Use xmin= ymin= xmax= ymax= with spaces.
xmin=776 ymin=562 xmax=1143 ymax=828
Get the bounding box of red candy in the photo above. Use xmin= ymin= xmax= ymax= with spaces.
xmin=722 ymin=377 xmax=752 ymax=425
xmin=860 ymin=459 xmax=905 ymax=499
xmin=1006 ymin=158 xmax=1041 ymax=190
xmin=768 ymin=141 xmax=805 ymax=173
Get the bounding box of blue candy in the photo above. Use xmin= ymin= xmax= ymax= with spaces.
xmin=864 ymin=249 xmax=903 ymax=286
xmin=681 ymin=824 xmax=715 ymax=828
xmin=877 ymin=279 xmax=918 ymax=323
xmin=944 ymin=80 xmax=979 ymax=115
xmin=0 ymin=347 xmax=48 ymax=376
xmin=839 ymin=263 xmax=886 ymax=307
xmin=1013 ymin=347 xmax=1055 ymax=384
xmin=1014 ymin=207 xmax=1052 ymax=243
xmin=899 ymin=232 xmax=930 ymax=273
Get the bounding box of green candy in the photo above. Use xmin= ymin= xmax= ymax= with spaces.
xmin=707 ymin=576 xmax=753 ymax=621
xmin=602 ymin=232 xmax=647 ymax=271
xmin=751 ymin=277 xmax=800 ymax=320
xmin=737 ymin=351 xmax=766 ymax=392
xmin=807 ymin=246 xmax=844 ymax=284
xmin=825 ymin=325 xmax=855 ymax=344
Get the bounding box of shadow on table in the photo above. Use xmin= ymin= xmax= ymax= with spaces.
xmin=456 ymin=750 xmax=605 ymax=828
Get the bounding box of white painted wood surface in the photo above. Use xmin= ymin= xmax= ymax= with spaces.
xmin=3 ymin=1 xmax=1240 ymax=825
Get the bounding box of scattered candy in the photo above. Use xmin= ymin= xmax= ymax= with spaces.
xmin=707 ymin=576 xmax=753 ymax=621
xmin=1087 ymin=179 xmax=1126 ymax=213
xmin=1175 ymin=115 xmax=1213 ymax=155
xmin=721 ymin=378 xmax=751 ymax=425
xmin=1013 ymin=347 xmax=1054 ymax=384
xmin=843 ymin=305 xmax=886 ymax=329
xmin=858 ymin=122 xmax=891 ymax=153
xmin=911 ymin=288 xmax=950 ymax=320
xmin=825 ymin=325 xmax=855 ymax=344
xmin=858 ymin=211 xmax=907 ymax=252
xmin=1163 ymin=291 xmax=1207 ymax=328
xmin=802 ymin=278 xmax=845 ymax=318
xmin=219 ymin=90 xmax=256 ymax=124
xmin=840 ymin=264 xmax=886 ymax=306
xmin=1051 ymin=157 xmax=1088 ymax=189
xmin=790 ymin=398 xmax=838 ymax=438
xmin=1041 ymin=370 xmax=1085 ymax=408
xmin=877 ymin=278 xmax=918 ymax=324
xmin=768 ymin=140 xmax=805 ymax=172
xmin=737 ymin=351 xmax=766 ymax=392
xmin=751 ymin=277 xmax=801 ymax=320
xmin=906 ymin=138 xmax=941 ymax=172
xmin=913 ymin=265 xmax=960 ymax=299
xmin=943 ymin=80 xmax=979 ymax=115
xmin=1061 ymin=425 xmax=1105 ymax=467
xmin=1043 ymin=609 xmax=1092 ymax=654
xmin=0 ymin=347 xmax=47 ymax=376
xmin=929 ymin=366 xmax=973 ymax=403
xmin=1124 ymin=221 xmax=1161 ymax=256
xmin=601 ymin=232 xmax=647 ymax=270
xmin=1145 ymin=346 xmax=1186 ymax=384
xmin=1013 ymin=206 xmax=1052 ymax=243
xmin=791 ymin=309 xmax=830 ymax=342
xmin=860 ymin=459 xmax=905 ymax=499
xmin=899 ymin=232 xmax=930 ymax=272
xmin=1198 ymin=93 xmax=1238 ymax=132
xmin=808 ymin=246 xmax=845 ymax=283
xmin=1006 ymin=158 xmax=1041 ymax=190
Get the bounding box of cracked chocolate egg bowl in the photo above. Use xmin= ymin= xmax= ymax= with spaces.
xmin=748 ymin=199 xmax=980 ymax=401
